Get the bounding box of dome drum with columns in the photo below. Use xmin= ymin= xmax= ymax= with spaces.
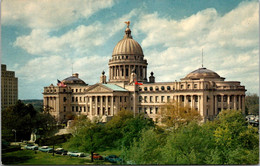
xmin=43 ymin=21 xmax=246 ymax=124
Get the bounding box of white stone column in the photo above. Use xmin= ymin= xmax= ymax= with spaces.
xmin=234 ymin=95 xmax=237 ymax=110
xmin=221 ymin=95 xmax=224 ymax=111
xmin=238 ymin=95 xmax=241 ymax=110
xmin=95 ymin=96 xmax=98 ymax=115
xmin=105 ymin=96 xmax=108 ymax=115
xmin=184 ymin=95 xmax=187 ymax=107
xmin=101 ymin=96 xmax=103 ymax=115
xmin=198 ymin=95 xmax=201 ymax=116
xmin=90 ymin=96 xmax=93 ymax=116
xmin=191 ymin=95 xmax=195 ymax=109
xmin=227 ymin=95 xmax=230 ymax=109
xmin=124 ymin=65 xmax=126 ymax=79
xmin=111 ymin=96 xmax=114 ymax=115
xmin=85 ymin=96 xmax=88 ymax=114
xmin=214 ymin=95 xmax=218 ymax=115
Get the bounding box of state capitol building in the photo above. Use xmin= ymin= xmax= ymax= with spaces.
xmin=43 ymin=22 xmax=246 ymax=124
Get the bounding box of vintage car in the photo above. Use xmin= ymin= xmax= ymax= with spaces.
xmin=104 ymin=155 xmax=122 ymax=163
xmin=92 ymin=153 xmax=103 ymax=160
xmin=55 ymin=148 xmax=68 ymax=155
xmin=25 ymin=144 xmax=38 ymax=150
xmin=67 ymin=151 xmax=85 ymax=157
xmin=39 ymin=146 xmax=53 ymax=153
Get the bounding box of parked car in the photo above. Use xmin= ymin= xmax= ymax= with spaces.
xmin=104 ymin=155 xmax=122 ymax=163
xmin=92 ymin=153 xmax=103 ymax=160
xmin=55 ymin=148 xmax=68 ymax=155
xmin=39 ymin=146 xmax=53 ymax=153
xmin=68 ymin=151 xmax=85 ymax=157
xmin=25 ymin=144 xmax=38 ymax=150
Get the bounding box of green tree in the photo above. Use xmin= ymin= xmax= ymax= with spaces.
xmin=161 ymin=122 xmax=214 ymax=165
xmin=65 ymin=116 xmax=105 ymax=162
xmin=103 ymin=109 xmax=133 ymax=148
xmin=245 ymin=93 xmax=259 ymax=115
xmin=121 ymin=114 xmax=154 ymax=149
xmin=206 ymin=109 xmax=259 ymax=164
xmin=122 ymin=128 xmax=164 ymax=164
xmin=2 ymin=100 xmax=57 ymax=141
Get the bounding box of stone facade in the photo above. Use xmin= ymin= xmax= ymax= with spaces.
xmin=1 ymin=64 xmax=18 ymax=110
xmin=43 ymin=23 xmax=246 ymax=124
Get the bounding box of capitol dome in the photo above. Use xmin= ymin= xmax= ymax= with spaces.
xmin=112 ymin=26 xmax=143 ymax=56
xmin=62 ymin=73 xmax=86 ymax=85
xmin=185 ymin=67 xmax=221 ymax=80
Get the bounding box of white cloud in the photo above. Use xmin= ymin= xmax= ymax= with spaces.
xmin=2 ymin=0 xmax=115 ymax=29
xmin=13 ymin=8 xmax=140 ymax=56
xmin=135 ymin=1 xmax=258 ymax=94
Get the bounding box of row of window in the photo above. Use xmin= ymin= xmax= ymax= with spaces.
xmin=113 ymin=55 xmax=143 ymax=61
xmin=139 ymin=84 xmax=200 ymax=92
xmin=69 ymin=96 xmax=127 ymax=103
xmin=139 ymin=95 xmax=199 ymax=103
xmin=68 ymin=106 xmax=113 ymax=116
xmin=139 ymin=106 xmax=159 ymax=114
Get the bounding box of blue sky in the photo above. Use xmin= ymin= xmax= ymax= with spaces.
xmin=2 ymin=0 xmax=258 ymax=99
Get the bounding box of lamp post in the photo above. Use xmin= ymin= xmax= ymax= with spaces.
xmin=12 ymin=129 xmax=16 ymax=143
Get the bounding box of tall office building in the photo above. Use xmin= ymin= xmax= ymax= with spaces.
xmin=1 ymin=64 xmax=18 ymax=110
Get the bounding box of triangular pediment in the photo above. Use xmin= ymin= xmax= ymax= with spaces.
xmin=86 ymin=84 xmax=113 ymax=93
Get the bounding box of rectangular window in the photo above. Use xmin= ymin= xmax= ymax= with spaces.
xmin=108 ymin=108 xmax=111 ymax=115
xmin=97 ymin=96 xmax=100 ymax=102
xmin=72 ymin=97 xmax=74 ymax=102
xmin=125 ymin=97 xmax=127 ymax=102
xmin=84 ymin=107 xmax=86 ymax=112
xmin=80 ymin=97 xmax=82 ymax=102
xmin=76 ymin=97 xmax=78 ymax=102
xmin=167 ymin=96 xmax=170 ymax=102
xmin=223 ymin=96 xmax=227 ymax=102
xmin=218 ymin=96 xmax=221 ymax=102
xmin=139 ymin=107 xmax=142 ymax=113
xmin=120 ymin=96 xmax=122 ymax=102
xmin=72 ymin=106 xmax=74 ymax=112
xmin=108 ymin=96 xmax=110 ymax=102
xmin=161 ymin=96 xmax=165 ymax=102
xmin=155 ymin=96 xmax=158 ymax=102
xmin=150 ymin=107 xmax=153 ymax=114
xmin=150 ymin=96 xmax=153 ymax=102
xmin=64 ymin=106 xmax=66 ymax=112
xmin=144 ymin=107 xmax=147 ymax=114
xmin=194 ymin=84 xmax=197 ymax=88
xmin=195 ymin=96 xmax=198 ymax=102
xmin=76 ymin=106 xmax=78 ymax=112
xmin=139 ymin=96 xmax=142 ymax=102
xmin=155 ymin=107 xmax=158 ymax=114
xmin=144 ymin=96 xmax=147 ymax=103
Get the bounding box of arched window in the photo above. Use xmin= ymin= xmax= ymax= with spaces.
xmin=150 ymin=87 xmax=153 ymax=91
xmin=161 ymin=86 xmax=165 ymax=90
xmin=167 ymin=86 xmax=171 ymax=90
xmin=144 ymin=87 xmax=147 ymax=91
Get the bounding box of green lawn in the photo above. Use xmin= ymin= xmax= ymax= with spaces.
xmin=2 ymin=149 xmax=114 ymax=165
